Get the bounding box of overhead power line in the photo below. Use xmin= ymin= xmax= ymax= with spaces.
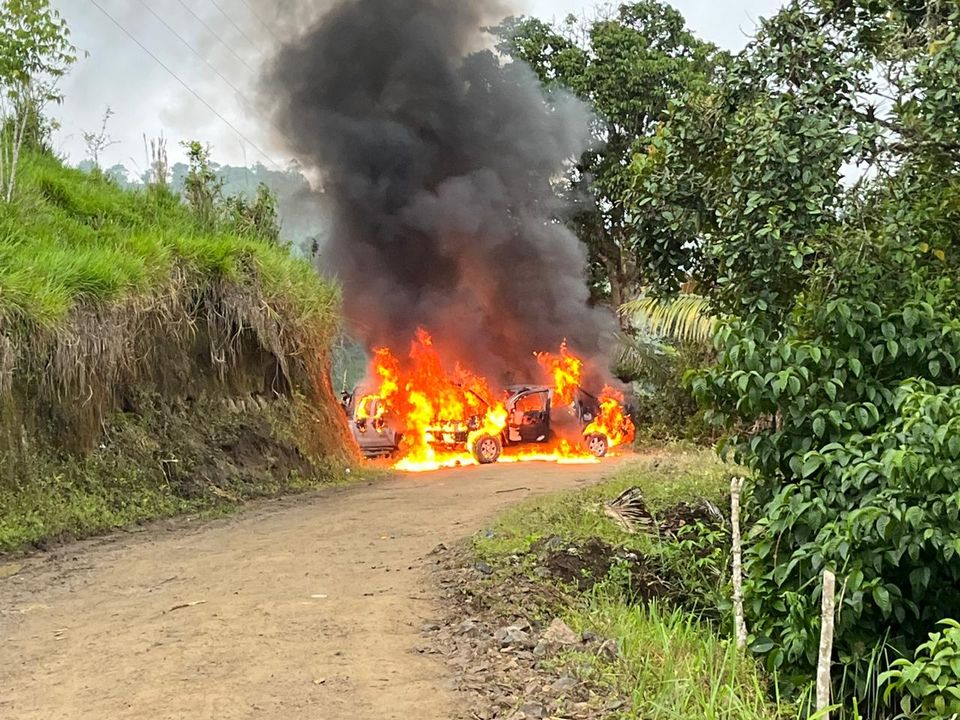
xmin=237 ymin=0 xmax=282 ymax=45
xmin=136 ymin=0 xmax=250 ymax=101
xmin=134 ymin=0 xmax=305 ymax=169
xmin=209 ymin=0 xmax=266 ymax=55
xmin=87 ymin=0 xmax=284 ymax=171
xmin=174 ymin=0 xmax=255 ymax=73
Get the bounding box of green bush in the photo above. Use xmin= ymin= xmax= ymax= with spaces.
xmin=616 ymin=0 xmax=960 ymax=709
xmin=736 ymin=379 xmax=960 ymax=684
xmin=880 ymin=619 xmax=960 ymax=719
xmin=618 ymin=341 xmax=715 ymax=444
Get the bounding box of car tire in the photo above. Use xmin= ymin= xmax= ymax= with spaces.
xmin=471 ymin=434 xmax=502 ymax=465
xmin=585 ymin=432 xmax=608 ymax=458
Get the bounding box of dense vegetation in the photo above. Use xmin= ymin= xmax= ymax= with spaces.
xmin=503 ymin=0 xmax=960 ymax=715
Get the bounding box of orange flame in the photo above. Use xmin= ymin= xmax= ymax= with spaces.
xmin=536 ymin=341 xmax=583 ymax=407
xmin=354 ymin=394 xmax=383 ymax=422
xmin=353 ymin=329 xmax=632 ymax=472
xmin=584 ymin=386 xmax=636 ymax=449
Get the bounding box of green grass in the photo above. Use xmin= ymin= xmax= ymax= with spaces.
xmin=475 ymin=448 xmax=733 ymax=559
xmin=568 ymin=598 xmax=790 ymax=720
xmin=0 ymin=152 xmax=339 ymax=329
xmin=0 ymin=395 xmax=357 ymax=553
xmin=474 ymin=450 xmax=789 ymax=720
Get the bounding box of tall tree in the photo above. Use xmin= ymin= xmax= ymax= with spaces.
xmin=492 ymin=2 xmax=723 ymax=310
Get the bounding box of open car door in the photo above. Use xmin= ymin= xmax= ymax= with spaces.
xmin=507 ymin=389 xmax=551 ymax=443
xmin=348 ymin=393 xmax=402 ymax=458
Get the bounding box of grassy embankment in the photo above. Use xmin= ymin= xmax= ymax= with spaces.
xmin=0 ymin=152 xmax=353 ymax=552
xmin=475 ymin=450 xmax=792 ymax=720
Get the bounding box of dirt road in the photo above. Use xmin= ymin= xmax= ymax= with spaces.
xmin=0 ymin=458 xmax=630 ymax=720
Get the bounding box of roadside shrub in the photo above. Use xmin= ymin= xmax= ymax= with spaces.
xmin=880 ymin=619 xmax=960 ymax=719
xmin=180 ymin=140 xmax=282 ymax=243
xmin=224 ymin=182 xmax=281 ymax=244
xmin=736 ymin=378 xmax=960 ymax=692
xmin=619 ymin=341 xmax=715 ymax=444
xmin=181 ymin=140 xmax=222 ymax=229
xmin=657 ymin=520 xmax=730 ymax=617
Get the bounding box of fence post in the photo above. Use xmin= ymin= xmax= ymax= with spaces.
xmin=730 ymin=475 xmax=747 ymax=649
xmin=817 ymin=569 xmax=837 ymax=718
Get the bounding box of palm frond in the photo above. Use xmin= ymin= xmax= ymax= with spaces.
xmin=614 ymin=332 xmax=677 ymax=386
xmin=620 ymin=294 xmax=716 ymax=346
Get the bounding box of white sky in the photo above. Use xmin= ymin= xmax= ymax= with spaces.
xmin=52 ymin=0 xmax=783 ymax=173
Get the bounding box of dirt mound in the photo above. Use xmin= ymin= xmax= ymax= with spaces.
xmin=539 ymin=538 xmax=673 ymax=601
xmin=539 ymin=537 xmax=613 ymax=589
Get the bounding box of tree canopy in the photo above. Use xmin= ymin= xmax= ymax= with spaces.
xmin=511 ymin=0 xmax=960 ymax=710
xmin=492 ymin=2 xmax=724 ymax=309
xmin=620 ymin=0 xmax=960 ymax=706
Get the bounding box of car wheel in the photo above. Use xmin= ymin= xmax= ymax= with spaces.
xmin=471 ymin=434 xmax=502 ymax=464
xmin=585 ymin=432 xmax=608 ymax=458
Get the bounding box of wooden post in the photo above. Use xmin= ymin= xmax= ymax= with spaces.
xmin=816 ymin=569 xmax=837 ymax=718
xmin=730 ymin=476 xmax=747 ymax=649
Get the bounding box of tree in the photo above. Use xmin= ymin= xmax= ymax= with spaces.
xmin=492 ymin=2 xmax=724 ymax=310
xmin=181 ymin=140 xmax=223 ymax=230
xmin=0 ymin=0 xmax=76 ymax=201
xmin=627 ymin=0 xmax=960 ymax=707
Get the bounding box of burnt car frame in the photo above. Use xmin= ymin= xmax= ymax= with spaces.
xmin=465 ymin=384 xmax=610 ymax=464
xmin=341 ymin=392 xmax=404 ymax=459
xmin=342 ymin=384 xmax=614 ymax=464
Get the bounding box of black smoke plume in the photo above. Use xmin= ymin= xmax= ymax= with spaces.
xmin=261 ymin=0 xmax=615 ymax=381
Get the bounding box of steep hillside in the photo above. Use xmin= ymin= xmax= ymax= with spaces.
xmin=0 ymin=152 xmax=354 ymax=551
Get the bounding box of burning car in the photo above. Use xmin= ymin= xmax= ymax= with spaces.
xmin=339 ymin=330 xmax=635 ymax=471
xmin=456 ymin=384 xmax=616 ymax=464
xmin=341 ymin=392 xmax=403 ymax=459
xmin=343 ymin=383 xmax=615 ymax=463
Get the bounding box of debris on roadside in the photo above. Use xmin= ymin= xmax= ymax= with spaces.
xmin=603 ymin=486 xmax=655 ymax=534
xmin=422 ymin=544 xmax=625 ymax=720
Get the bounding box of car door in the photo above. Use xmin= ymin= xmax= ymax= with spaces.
xmin=509 ymin=390 xmax=551 ymax=443
xmin=350 ymin=395 xmax=401 ymax=455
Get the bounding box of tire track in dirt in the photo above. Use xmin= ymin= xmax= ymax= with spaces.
xmin=0 ymin=458 xmax=632 ymax=720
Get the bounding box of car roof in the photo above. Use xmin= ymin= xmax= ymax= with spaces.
xmin=506 ymin=384 xmax=552 ymax=394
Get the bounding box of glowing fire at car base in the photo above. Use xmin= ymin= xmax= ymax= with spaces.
xmin=342 ymin=330 xmax=635 ymax=473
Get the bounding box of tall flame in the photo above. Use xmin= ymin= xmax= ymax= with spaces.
xmin=352 ymin=329 xmax=634 ymax=472
xmin=535 ymin=341 xmax=583 ymax=407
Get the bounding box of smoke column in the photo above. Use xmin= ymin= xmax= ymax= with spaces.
xmin=261 ymin=0 xmax=616 ymax=380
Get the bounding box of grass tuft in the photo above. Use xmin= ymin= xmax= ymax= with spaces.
xmin=569 ymin=599 xmax=791 ymax=719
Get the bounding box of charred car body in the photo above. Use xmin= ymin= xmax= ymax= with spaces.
xmin=342 ymin=383 xmax=620 ymax=463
